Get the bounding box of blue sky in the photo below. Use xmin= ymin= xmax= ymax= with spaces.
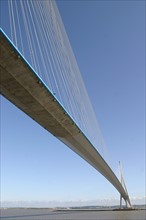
xmin=1 ymin=0 xmax=145 ymax=207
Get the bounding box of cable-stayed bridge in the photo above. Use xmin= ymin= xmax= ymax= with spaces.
xmin=0 ymin=0 xmax=131 ymax=208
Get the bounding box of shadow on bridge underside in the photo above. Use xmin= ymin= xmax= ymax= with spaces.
xmin=0 ymin=29 xmax=131 ymax=208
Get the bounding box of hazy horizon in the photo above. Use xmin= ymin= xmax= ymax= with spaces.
xmin=1 ymin=196 xmax=146 ymax=208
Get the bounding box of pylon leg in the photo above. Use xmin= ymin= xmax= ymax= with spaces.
xmin=120 ymin=195 xmax=122 ymax=209
xmin=125 ymin=200 xmax=128 ymax=208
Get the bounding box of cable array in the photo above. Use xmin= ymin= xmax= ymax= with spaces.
xmin=1 ymin=0 xmax=107 ymax=158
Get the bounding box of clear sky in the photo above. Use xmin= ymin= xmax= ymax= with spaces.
xmin=1 ymin=0 xmax=145 ymax=207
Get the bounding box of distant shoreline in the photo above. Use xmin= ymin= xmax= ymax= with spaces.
xmin=1 ymin=205 xmax=146 ymax=211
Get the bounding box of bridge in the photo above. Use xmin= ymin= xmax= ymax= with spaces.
xmin=0 ymin=1 xmax=132 ymax=208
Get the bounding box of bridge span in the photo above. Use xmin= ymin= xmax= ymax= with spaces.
xmin=0 ymin=29 xmax=131 ymax=207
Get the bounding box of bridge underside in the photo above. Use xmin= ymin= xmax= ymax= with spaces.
xmin=0 ymin=30 xmax=131 ymax=207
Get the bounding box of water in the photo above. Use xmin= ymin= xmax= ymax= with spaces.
xmin=0 ymin=208 xmax=145 ymax=220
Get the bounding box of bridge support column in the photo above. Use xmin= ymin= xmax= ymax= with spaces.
xmin=120 ymin=195 xmax=122 ymax=209
xmin=125 ymin=200 xmax=129 ymax=208
xmin=125 ymin=199 xmax=133 ymax=209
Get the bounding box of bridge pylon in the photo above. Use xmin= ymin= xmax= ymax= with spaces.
xmin=119 ymin=161 xmax=132 ymax=209
xmin=120 ymin=195 xmax=132 ymax=209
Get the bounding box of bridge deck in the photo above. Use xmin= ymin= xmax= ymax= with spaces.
xmin=0 ymin=30 xmax=130 ymax=205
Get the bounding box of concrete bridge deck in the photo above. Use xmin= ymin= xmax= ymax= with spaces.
xmin=0 ymin=30 xmax=131 ymax=206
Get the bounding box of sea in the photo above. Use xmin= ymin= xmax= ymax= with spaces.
xmin=0 ymin=208 xmax=146 ymax=220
